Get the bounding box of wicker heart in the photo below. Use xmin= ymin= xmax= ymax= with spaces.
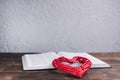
xmin=52 ymin=56 xmax=92 ymax=78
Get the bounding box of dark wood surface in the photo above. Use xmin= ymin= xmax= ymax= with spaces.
xmin=0 ymin=52 xmax=120 ymax=80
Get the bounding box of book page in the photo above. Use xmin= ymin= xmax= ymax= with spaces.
xmin=57 ymin=52 xmax=111 ymax=68
xmin=25 ymin=52 xmax=60 ymax=67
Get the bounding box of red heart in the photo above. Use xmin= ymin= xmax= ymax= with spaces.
xmin=52 ymin=56 xmax=92 ymax=78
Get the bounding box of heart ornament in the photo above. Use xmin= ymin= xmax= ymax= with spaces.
xmin=52 ymin=56 xmax=92 ymax=78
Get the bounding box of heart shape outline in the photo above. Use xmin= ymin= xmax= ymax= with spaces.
xmin=52 ymin=56 xmax=92 ymax=78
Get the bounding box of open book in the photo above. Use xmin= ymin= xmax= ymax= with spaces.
xmin=22 ymin=52 xmax=111 ymax=70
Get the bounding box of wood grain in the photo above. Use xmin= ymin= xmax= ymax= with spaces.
xmin=0 ymin=53 xmax=120 ymax=80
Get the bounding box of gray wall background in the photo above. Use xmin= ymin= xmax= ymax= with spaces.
xmin=0 ymin=0 xmax=120 ymax=52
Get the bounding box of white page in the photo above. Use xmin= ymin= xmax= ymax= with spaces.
xmin=27 ymin=52 xmax=60 ymax=67
xmin=57 ymin=52 xmax=111 ymax=68
xmin=22 ymin=52 xmax=61 ymax=70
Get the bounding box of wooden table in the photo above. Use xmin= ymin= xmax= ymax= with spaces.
xmin=0 ymin=52 xmax=120 ymax=80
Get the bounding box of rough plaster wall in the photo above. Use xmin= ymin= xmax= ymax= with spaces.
xmin=0 ymin=0 xmax=120 ymax=52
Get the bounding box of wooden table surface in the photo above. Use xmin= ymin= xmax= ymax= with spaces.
xmin=0 ymin=52 xmax=120 ymax=80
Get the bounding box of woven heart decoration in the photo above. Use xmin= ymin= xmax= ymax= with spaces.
xmin=52 ymin=56 xmax=92 ymax=78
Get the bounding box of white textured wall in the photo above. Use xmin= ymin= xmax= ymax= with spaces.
xmin=0 ymin=0 xmax=120 ymax=52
